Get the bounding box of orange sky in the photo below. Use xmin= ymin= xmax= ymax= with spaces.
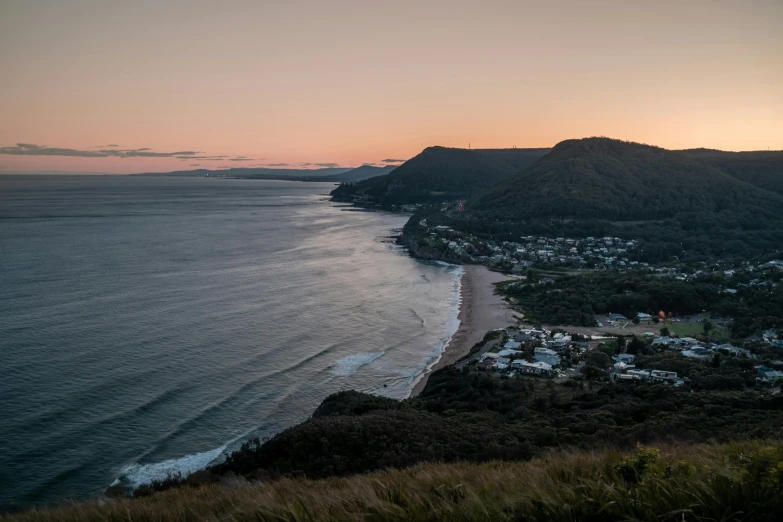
xmin=1 ymin=0 xmax=781 ymax=173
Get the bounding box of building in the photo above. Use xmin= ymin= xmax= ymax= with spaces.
xmin=757 ymin=366 xmax=783 ymax=382
xmin=476 ymin=359 xmax=496 ymax=371
xmin=511 ymin=360 xmax=555 ymax=376
xmin=650 ymin=370 xmax=678 ymax=382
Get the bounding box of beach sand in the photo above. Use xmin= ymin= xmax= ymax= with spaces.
xmin=410 ymin=265 xmax=516 ymax=397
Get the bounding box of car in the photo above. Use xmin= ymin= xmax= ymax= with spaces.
xmin=597 ymin=322 xmax=603 ymax=327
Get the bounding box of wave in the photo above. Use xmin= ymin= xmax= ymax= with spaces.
xmin=120 ymin=445 xmax=227 ymax=489
xmin=330 ymin=351 xmax=385 ymax=377
xmin=408 ymin=264 xmax=464 ymax=395
xmin=117 ymin=267 xmax=461 ymax=494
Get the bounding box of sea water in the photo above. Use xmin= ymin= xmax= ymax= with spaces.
xmin=0 ymin=175 xmax=461 ymax=510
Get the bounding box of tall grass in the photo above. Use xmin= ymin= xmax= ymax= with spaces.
xmin=4 ymin=441 xmax=782 ymax=521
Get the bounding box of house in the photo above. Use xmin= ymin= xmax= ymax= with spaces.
xmin=627 ymin=369 xmax=651 ymax=380
xmin=682 ymin=347 xmax=712 ymax=360
xmin=637 ymin=312 xmax=653 ymax=321
xmin=511 ymin=360 xmax=554 ymax=376
xmin=609 ymin=313 xmax=627 ymax=321
xmin=551 ymin=336 xmax=571 ymax=350
xmin=651 ymin=336 xmax=671 ymax=346
xmin=613 ymin=354 xmax=636 ymax=364
xmin=570 ymin=341 xmax=589 ymax=352
xmin=714 ymin=344 xmax=751 ymax=358
xmin=680 ymin=337 xmax=701 ymax=346
xmin=650 ymin=370 xmax=678 ymax=382
xmin=476 ymin=359 xmax=496 ymax=371
xmin=498 ymin=349 xmax=522 ymax=358
xmin=503 ymin=340 xmax=522 ymax=350
xmin=534 ymin=353 xmax=561 ymax=367
xmin=514 ymin=332 xmax=536 ymax=342
xmin=495 ymin=357 xmax=510 ymax=370
xmin=757 ymin=366 xmax=783 ymax=382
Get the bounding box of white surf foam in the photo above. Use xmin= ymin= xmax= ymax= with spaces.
xmin=408 ymin=264 xmax=464 ymax=395
xmin=120 ymin=445 xmax=227 ymax=489
xmin=330 ymin=351 xmax=385 ymax=377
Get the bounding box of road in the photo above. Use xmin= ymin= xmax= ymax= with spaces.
xmin=456 ymin=339 xmax=502 ymax=370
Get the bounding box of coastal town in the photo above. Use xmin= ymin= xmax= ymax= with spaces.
xmin=464 ymin=323 xmax=783 ymax=389
xmin=415 ymin=217 xmax=783 ymax=275
xmin=400 ymin=208 xmax=783 ymax=398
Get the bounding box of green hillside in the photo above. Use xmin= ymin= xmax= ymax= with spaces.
xmin=455 ymin=138 xmax=783 ymax=258
xmin=330 ymin=146 xmax=549 ymax=206
xmin=679 ymin=148 xmax=783 ymax=196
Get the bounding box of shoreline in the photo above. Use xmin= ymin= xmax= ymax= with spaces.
xmin=410 ymin=265 xmax=516 ymax=397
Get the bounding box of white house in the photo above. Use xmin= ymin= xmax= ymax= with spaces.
xmin=511 ymin=360 xmax=554 ymax=376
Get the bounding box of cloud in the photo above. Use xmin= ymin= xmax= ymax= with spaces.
xmin=189 ymin=164 xmax=202 ymax=167
xmin=0 ymin=143 xmax=206 ymax=159
xmin=175 ymin=155 xmax=227 ymax=160
xmin=228 ymin=157 xmax=254 ymax=162
xmin=381 ymin=158 xmax=406 ymax=164
xmin=315 ymin=163 xmax=339 ymax=168
xmin=264 ymin=163 xmax=291 ymax=167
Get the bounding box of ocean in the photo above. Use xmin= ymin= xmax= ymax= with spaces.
xmin=0 ymin=175 xmax=462 ymax=511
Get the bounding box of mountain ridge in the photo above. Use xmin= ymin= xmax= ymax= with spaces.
xmin=330 ymin=146 xmax=550 ymax=206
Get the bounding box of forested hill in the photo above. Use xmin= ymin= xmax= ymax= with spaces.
xmin=456 ymin=138 xmax=783 ymax=257
xmin=330 ymin=146 xmax=549 ymax=206
xmin=678 ymin=148 xmax=783 ymax=196
xmin=331 ymin=164 xmax=396 ymax=182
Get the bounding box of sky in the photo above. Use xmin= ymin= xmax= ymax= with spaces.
xmin=1 ymin=0 xmax=781 ymax=174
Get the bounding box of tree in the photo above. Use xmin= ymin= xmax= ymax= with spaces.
xmin=626 ymin=336 xmax=647 ymax=355
xmin=586 ymin=351 xmax=611 ymax=369
xmin=660 ymin=326 xmax=670 ymax=337
xmin=712 ymin=353 xmax=721 ymax=368
xmin=703 ymin=321 xmax=714 ymax=338
xmin=632 ymin=316 xmax=640 ymax=325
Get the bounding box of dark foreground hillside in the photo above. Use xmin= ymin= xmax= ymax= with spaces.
xmin=205 ymin=367 xmax=782 ymax=483
xmin=5 ymin=441 xmax=782 ymax=521
xmin=330 ymin=146 xmax=549 ymax=206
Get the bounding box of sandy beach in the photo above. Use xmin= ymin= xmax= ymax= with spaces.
xmin=411 ymin=265 xmax=516 ymax=396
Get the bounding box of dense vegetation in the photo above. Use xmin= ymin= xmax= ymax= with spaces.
xmin=444 ymin=138 xmax=783 ymax=259
xmin=6 ymin=442 xmax=783 ymax=521
xmin=330 ymin=146 xmax=549 ymax=206
xmin=680 ymin=148 xmax=783 ymax=196
xmin=195 ymin=356 xmax=783 ymax=489
xmin=500 ymin=271 xmax=783 ymax=336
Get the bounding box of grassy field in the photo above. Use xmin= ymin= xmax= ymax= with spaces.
xmin=4 ymin=441 xmax=782 ymax=522
xmin=665 ymin=320 xmax=730 ymax=341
